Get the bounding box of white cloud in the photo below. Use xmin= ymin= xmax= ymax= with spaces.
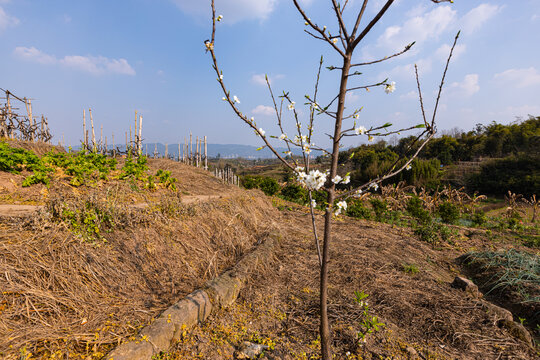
xmin=375 ymin=5 xmax=456 ymax=54
xmin=435 ymin=43 xmax=466 ymax=62
xmin=449 ymin=74 xmax=480 ymax=97
xmin=14 ymin=46 xmax=56 ymax=64
xmin=251 ymin=73 xmax=284 ymax=86
xmin=494 ymin=67 xmax=540 ymax=88
xmin=172 ymin=0 xmax=277 ymax=23
xmin=400 ymin=90 xmax=417 ymax=100
xmin=13 ymin=46 xmax=135 ymax=76
xmin=460 ymin=4 xmax=501 ymax=35
xmin=383 ymin=57 xmax=432 ymax=82
xmin=252 ymin=105 xmax=275 ymax=116
xmin=0 ymin=6 xmax=19 ymax=32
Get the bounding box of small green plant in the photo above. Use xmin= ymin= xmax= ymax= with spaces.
xmin=346 ymin=199 xmax=372 ymax=219
xmin=370 ymin=198 xmax=388 ymax=221
xmin=406 ymin=196 xmax=431 ymax=224
xmin=119 ymin=155 xmax=148 ymax=180
xmin=438 ymin=201 xmax=460 ymax=224
xmin=471 ymin=210 xmax=487 ymax=227
xmin=156 ymin=169 xmax=178 ymax=190
xmin=414 ymin=222 xmax=439 ymax=244
xmin=402 ymin=263 xmax=419 ymax=274
xmin=353 ymin=290 xmax=385 ymax=344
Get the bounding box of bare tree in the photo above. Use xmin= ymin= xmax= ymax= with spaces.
xmin=206 ymin=1 xmax=458 ymax=358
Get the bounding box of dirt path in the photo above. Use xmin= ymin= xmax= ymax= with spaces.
xmin=0 ymin=195 xmax=223 ymax=217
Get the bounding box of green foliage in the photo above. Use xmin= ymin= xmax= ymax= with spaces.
xmin=0 ymin=141 xmax=41 ymax=173
xmin=438 ymin=201 xmax=460 ymax=224
xmin=346 ymin=199 xmax=372 ymax=219
xmin=240 ymin=175 xmax=280 ymax=196
xmin=402 ymin=263 xmax=419 ymax=274
xmin=467 ymin=155 xmax=539 ymax=197
xmin=463 ymin=249 xmax=540 ymax=304
xmin=280 ymin=183 xmax=307 ymax=203
xmin=414 ymin=222 xmax=440 ymax=244
xmin=369 ymin=198 xmax=388 ymax=221
xmin=471 ymin=210 xmax=487 ymax=227
xmin=58 ymin=199 xmax=116 ymax=242
xmin=156 ymin=169 xmax=178 ymax=190
xmin=258 ymin=176 xmax=280 ymax=196
xmin=353 ymin=290 xmax=385 ymax=343
xmin=119 ymin=155 xmax=148 ymax=180
xmin=241 ymin=175 xmax=261 ymax=189
xmin=406 ymin=196 xmax=431 ymax=224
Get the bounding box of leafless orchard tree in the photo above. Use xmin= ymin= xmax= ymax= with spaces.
xmin=206 ymin=0 xmax=458 ymax=358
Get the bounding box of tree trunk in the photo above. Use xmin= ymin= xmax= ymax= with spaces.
xmin=320 ymin=53 xmax=352 ymax=360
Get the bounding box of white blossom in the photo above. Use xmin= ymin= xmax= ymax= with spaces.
xmin=353 ymin=189 xmax=363 ymax=197
xmin=233 ymin=95 xmax=240 ymax=104
xmin=332 ymin=175 xmax=342 ymax=184
xmin=217 ymin=15 xmax=223 ymax=21
xmin=355 ymin=126 xmax=367 ymax=135
xmin=385 ymin=81 xmax=396 ymax=94
xmin=369 ymin=182 xmax=379 ymax=191
xmin=406 ymin=164 xmax=412 ymax=170
xmin=258 ymin=128 xmax=265 ymax=136
xmin=205 ymin=42 xmax=214 ymax=51
xmin=335 ymin=201 xmax=347 ymax=215
xmin=279 ymin=133 xmax=287 ymax=140
xmin=332 ymin=38 xmax=338 ymax=44
xmin=303 ymin=144 xmax=311 ymax=154
xmin=343 ymin=174 xmax=350 ymax=184
xmin=288 ymin=101 xmax=296 ymax=111
xmin=368 ymin=135 xmax=374 ymax=142
xmin=353 ymin=114 xmax=360 ymax=119
xmin=311 ymin=199 xmax=317 ymax=208
xmin=222 ymin=97 xmax=226 ymax=101
xmin=296 ymin=169 xmax=327 ymax=191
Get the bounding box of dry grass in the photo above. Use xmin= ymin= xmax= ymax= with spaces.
xmin=0 ymin=182 xmax=278 ymax=358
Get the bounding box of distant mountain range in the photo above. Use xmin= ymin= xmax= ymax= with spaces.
xmin=71 ymin=143 xmax=324 ymax=159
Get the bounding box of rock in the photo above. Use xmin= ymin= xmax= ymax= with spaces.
xmin=451 ymin=276 xmax=481 ymax=298
xmin=481 ymin=301 xmax=513 ymax=323
xmin=498 ymin=319 xmax=534 ymax=348
xmin=405 ymin=346 xmax=418 ymax=359
xmin=235 ymin=341 xmax=270 ymax=359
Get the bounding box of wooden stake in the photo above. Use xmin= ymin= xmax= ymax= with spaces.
xmin=204 ymin=136 xmax=208 ymax=170
xmin=178 ymin=143 xmax=181 ymax=162
xmin=189 ymin=132 xmax=193 ymax=165
xmin=100 ymin=125 xmax=103 ymax=154
xmin=89 ymin=108 xmax=96 ymax=153
xmin=112 ymin=133 xmax=115 ymax=157
xmin=165 ymin=143 xmax=168 ymax=159
xmin=25 ymin=98 xmax=34 ymax=141
xmin=138 ymin=115 xmax=143 ymax=156
xmin=83 ymin=109 xmax=87 ymax=151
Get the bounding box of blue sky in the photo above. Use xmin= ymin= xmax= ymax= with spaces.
xmin=1 ymin=0 xmax=539 ymax=148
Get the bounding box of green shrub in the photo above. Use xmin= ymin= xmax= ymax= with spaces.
xmin=471 ymin=210 xmax=487 ymax=226
xmin=280 ymin=183 xmax=307 ymax=203
xmin=258 ymin=177 xmax=280 ymax=196
xmin=369 ymin=198 xmax=388 ymax=221
xmin=414 ymin=222 xmax=439 ymax=244
xmin=346 ymin=199 xmax=372 ymax=219
xmin=406 ymin=196 xmax=431 ymax=224
xmin=438 ymin=201 xmax=460 ymax=224
xmin=241 ymin=175 xmax=261 ymax=189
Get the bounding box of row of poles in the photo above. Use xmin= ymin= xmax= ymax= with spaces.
xmin=0 ymin=89 xmax=52 ymax=142
xmin=214 ymin=167 xmax=240 ymax=186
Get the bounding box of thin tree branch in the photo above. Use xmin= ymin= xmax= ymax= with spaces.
xmin=352 ymin=0 xmax=395 ymax=49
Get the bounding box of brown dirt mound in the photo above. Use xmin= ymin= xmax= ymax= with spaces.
xmin=164 ymin=203 xmax=538 ymax=359
xmin=0 ymin=185 xmax=278 ymax=359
